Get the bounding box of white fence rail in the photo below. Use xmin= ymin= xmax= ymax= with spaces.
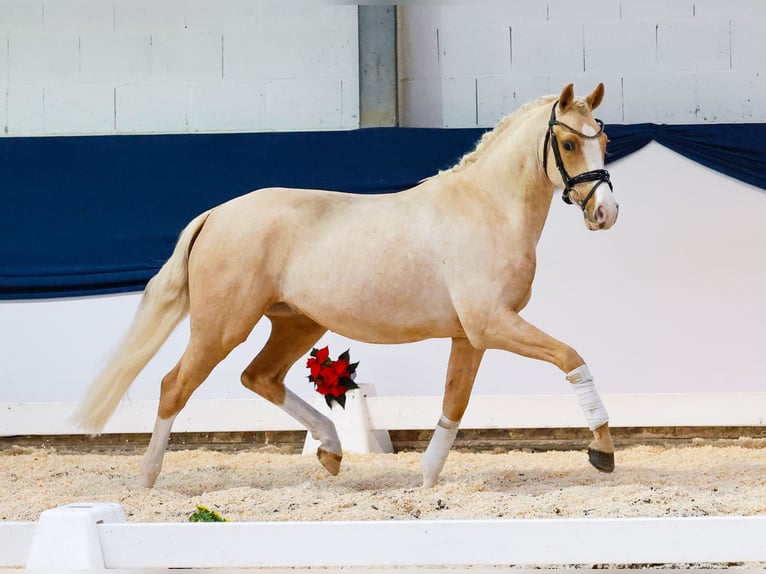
xmin=2 ymin=502 xmax=766 ymax=569
xmin=3 ymin=392 xmax=766 ymax=437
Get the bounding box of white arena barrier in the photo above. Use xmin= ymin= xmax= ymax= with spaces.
xmin=2 ymin=502 xmax=766 ymax=569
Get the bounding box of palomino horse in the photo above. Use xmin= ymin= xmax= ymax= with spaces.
xmin=74 ymin=83 xmax=619 ymax=488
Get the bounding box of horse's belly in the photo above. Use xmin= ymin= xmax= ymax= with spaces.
xmin=297 ymin=297 xmax=464 ymax=344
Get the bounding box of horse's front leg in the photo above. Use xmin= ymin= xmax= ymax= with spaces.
xmin=422 ymin=337 xmax=484 ymax=488
xmin=468 ymin=308 xmax=615 ymax=473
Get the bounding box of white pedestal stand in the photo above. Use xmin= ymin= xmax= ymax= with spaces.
xmin=25 ymin=502 xmax=126 ymax=569
xmin=302 ymin=383 xmax=393 ymax=455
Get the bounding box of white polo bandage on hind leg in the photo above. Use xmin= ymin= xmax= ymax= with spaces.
xmin=421 ymin=415 xmax=460 ymax=487
xmin=567 ymin=364 xmax=609 ymax=431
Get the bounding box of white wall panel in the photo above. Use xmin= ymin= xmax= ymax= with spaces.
xmin=225 ymin=28 xmax=356 ymax=81
xmin=621 ymin=72 xmax=697 ymax=123
xmin=183 ymin=0 xmax=260 ymax=33
xmin=399 ymin=78 xmax=441 ymax=128
xmin=263 ymin=78 xmax=349 ymax=131
xmin=730 ymin=19 xmax=766 ymax=71
xmin=584 ymin=21 xmax=656 ymax=74
xmin=43 ymin=83 xmax=113 ymax=134
xmin=511 ymin=23 xmax=584 ymax=76
xmin=692 ymin=0 xmax=758 ymax=19
xmin=438 ymin=24 xmax=510 ymax=78
xmin=189 ymin=81 xmax=266 ymax=132
xmin=619 ymin=0 xmax=693 ymax=20
xmin=694 ymin=70 xmax=763 ymax=123
xmin=6 ymin=84 xmax=43 ymax=134
xmin=152 ymin=32 xmax=222 ymax=81
xmin=0 ymin=1 xmax=43 ymax=34
xmin=398 ymin=3 xmax=765 ymax=127
xmin=340 ymin=78 xmax=360 ymax=129
xmin=42 ymin=0 xmax=114 ymax=33
xmin=400 ymin=77 xmax=477 ymax=129
xmin=548 ymin=0 xmax=622 ymax=21
xmin=8 ymin=34 xmax=79 ymax=83
xmin=115 ymin=82 xmax=188 ymax=133
xmin=79 ymin=34 xmax=152 ymax=83
xmin=476 ymin=75 xmax=551 ymax=126
xmin=113 ymin=0 xmax=188 ymax=33
xmin=0 ymin=2 xmax=358 ymax=136
xmin=0 ymin=36 xmax=7 ymax=83
xmin=397 ymin=11 xmax=438 ymax=81
xmin=657 ymin=20 xmax=731 ymax=72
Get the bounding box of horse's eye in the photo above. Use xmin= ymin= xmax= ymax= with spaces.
xmin=563 ymin=141 xmax=576 ymax=152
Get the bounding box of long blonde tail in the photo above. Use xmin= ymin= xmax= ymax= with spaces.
xmin=72 ymin=210 xmax=211 ymax=434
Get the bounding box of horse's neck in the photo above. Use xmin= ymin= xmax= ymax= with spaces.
xmin=464 ymin=118 xmax=555 ymax=243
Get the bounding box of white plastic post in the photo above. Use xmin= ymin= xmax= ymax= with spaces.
xmin=25 ymin=502 xmax=126 ymax=569
xmin=303 ymin=383 xmax=393 ymax=455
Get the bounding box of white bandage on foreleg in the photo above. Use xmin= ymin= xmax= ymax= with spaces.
xmin=567 ymin=364 xmax=609 ymax=431
xmin=421 ymin=415 xmax=460 ymax=487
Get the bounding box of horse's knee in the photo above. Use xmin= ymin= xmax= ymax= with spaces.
xmin=241 ymin=368 xmax=286 ymax=404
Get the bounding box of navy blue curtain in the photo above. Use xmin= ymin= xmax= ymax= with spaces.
xmin=2 ymin=124 xmax=764 ymax=299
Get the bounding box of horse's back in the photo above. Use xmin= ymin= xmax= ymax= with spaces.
xmin=186 ymin=185 xmax=466 ymax=343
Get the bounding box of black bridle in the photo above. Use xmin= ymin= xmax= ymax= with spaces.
xmin=542 ymin=101 xmax=613 ymax=210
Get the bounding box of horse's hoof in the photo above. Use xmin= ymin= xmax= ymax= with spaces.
xmin=588 ymin=448 xmax=615 ymax=473
xmin=317 ymin=447 xmax=342 ymax=476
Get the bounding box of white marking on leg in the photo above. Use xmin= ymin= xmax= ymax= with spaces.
xmin=142 ymin=414 xmax=176 ymax=488
xmin=567 ymin=364 xmax=609 ymax=431
xmin=281 ymin=388 xmax=341 ymax=455
xmin=421 ymin=414 xmax=460 ymax=488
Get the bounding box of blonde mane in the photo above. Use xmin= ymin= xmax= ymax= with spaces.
xmin=449 ymin=94 xmax=592 ymax=174
xmin=448 ymin=95 xmax=554 ymax=173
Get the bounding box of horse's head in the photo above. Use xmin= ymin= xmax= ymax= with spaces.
xmin=543 ymin=83 xmax=619 ymax=231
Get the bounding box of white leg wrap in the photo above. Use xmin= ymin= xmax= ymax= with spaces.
xmin=142 ymin=414 xmax=176 ymax=488
xmin=567 ymin=364 xmax=609 ymax=431
xmin=421 ymin=415 xmax=460 ymax=488
xmin=282 ymin=388 xmax=341 ymax=454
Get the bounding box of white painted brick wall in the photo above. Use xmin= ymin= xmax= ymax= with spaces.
xmin=657 ymin=20 xmax=731 ymax=72
xmin=189 ymin=82 xmax=266 ymax=132
xmin=7 ymin=85 xmax=44 ymax=134
xmin=79 ymin=34 xmax=152 ymax=83
xmin=0 ymin=1 xmax=358 ymax=136
xmin=9 ymin=35 xmax=80 ymax=83
xmin=152 ymin=33 xmax=222 ymax=82
xmin=43 ymin=0 xmax=113 ymax=33
xmin=730 ymin=19 xmax=766 ymax=71
xmin=0 ymin=37 xmax=8 ymax=83
xmin=43 ymin=83 xmax=114 ymax=134
xmin=584 ymin=21 xmax=656 ymax=74
xmin=399 ymin=2 xmax=766 ymax=127
xmin=439 ymin=24 xmax=510 ymax=78
xmin=115 ymin=83 xmax=189 ymax=133
xmin=0 ymin=1 xmax=43 ymax=34
xmin=619 ymin=0 xmax=693 ymax=20
xmin=2 ymin=1 xmax=764 ymax=135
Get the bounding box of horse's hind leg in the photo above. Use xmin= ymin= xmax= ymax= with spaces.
xmin=241 ymin=313 xmax=343 ymax=475
xmin=421 ymin=337 xmax=484 ymax=488
xmin=141 ymin=337 xmax=236 ymax=487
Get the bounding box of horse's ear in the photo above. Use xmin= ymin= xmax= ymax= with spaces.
xmin=558 ymin=84 xmax=575 ymax=111
xmin=586 ymin=83 xmax=605 ymax=111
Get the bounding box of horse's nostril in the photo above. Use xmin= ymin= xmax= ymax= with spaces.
xmin=595 ymin=205 xmax=606 ymax=223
